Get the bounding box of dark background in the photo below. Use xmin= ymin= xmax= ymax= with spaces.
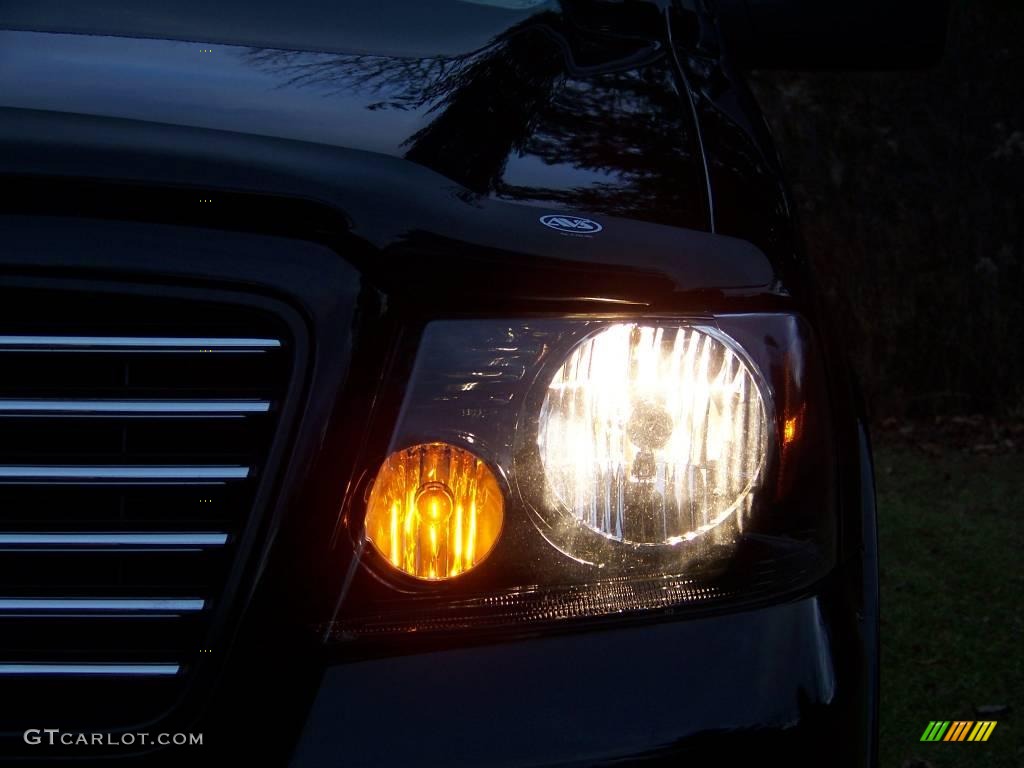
xmin=750 ymin=2 xmax=1023 ymax=766
xmin=751 ymin=0 xmax=1024 ymax=422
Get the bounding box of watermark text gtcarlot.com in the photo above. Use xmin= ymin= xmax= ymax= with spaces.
xmin=24 ymin=729 xmax=203 ymax=747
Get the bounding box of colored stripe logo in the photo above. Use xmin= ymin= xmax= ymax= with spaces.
xmin=920 ymin=721 xmax=997 ymax=742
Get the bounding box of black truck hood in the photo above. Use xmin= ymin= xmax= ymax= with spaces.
xmin=0 ymin=3 xmax=784 ymax=304
xmin=0 ymin=0 xmax=710 ymax=227
xmin=0 ymin=0 xmax=569 ymax=59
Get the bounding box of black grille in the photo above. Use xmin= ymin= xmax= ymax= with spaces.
xmin=0 ymin=285 xmax=296 ymax=730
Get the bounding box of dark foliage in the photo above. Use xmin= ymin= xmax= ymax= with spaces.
xmin=750 ymin=0 xmax=1024 ymax=419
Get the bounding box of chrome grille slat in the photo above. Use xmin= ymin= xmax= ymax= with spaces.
xmin=0 ymin=323 xmax=289 ymax=698
xmin=0 ymin=399 xmax=270 ymax=416
xmin=0 ymin=465 xmax=250 ymax=483
xmin=0 ymin=532 xmax=228 ymax=548
xmin=0 ymin=335 xmax=280 ymax=352
xmin=0 ymin=598 xmax=205 ymax=613
xmin=0 ymin=663 xmax=180 ymax=676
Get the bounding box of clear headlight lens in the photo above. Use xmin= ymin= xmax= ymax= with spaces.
xmin=538 ymin=324 xmax=768 ymax=546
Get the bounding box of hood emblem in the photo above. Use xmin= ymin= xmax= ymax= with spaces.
xmin=539 ymin=215 xmax=603 ymax=235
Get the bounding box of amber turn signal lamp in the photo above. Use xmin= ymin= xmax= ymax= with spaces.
xmin=364 ymin=442 xmax=504 ymax=580
xmin=783 ymin=416 xmax=799 ymax=445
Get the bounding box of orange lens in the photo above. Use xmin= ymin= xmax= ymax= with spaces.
xmin=783 ymin=416 xmax=799 ymax=445
xmin=364 ymin=442 xmax=504 ymax=580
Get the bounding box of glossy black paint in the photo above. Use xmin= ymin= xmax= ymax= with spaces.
xmin=0 ymin=2 xmax=878 ymax=765
xmin=0 ymin=13 xmax=709 ymax=230
xmin=296 ymin=596 xmax=841 ymax=766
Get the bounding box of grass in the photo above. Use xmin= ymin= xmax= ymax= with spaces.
xmin=876 ymin=440 xmax=1023 ymax=767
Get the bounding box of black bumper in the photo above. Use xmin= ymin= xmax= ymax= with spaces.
xmin=290 ymin=584 xmax=872 ymax=767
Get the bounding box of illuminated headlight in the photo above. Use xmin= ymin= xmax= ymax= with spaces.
xmin=538 ymin=324 xmax=768 ymax=546
xmin=330 ymin=316 xmax=834 ymax=642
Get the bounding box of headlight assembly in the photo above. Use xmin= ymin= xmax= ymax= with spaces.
xmin=327 ymin=314 xmax=835 ymax=643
